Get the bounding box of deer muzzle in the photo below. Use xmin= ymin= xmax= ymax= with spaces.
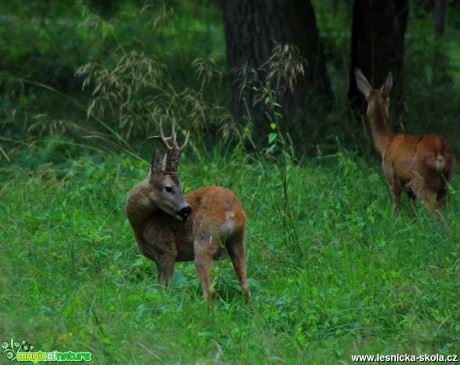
xmin=177 ymin=206 xmax=192 ymax=221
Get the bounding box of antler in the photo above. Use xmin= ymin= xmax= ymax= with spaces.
xmin=149 ymin=120 xmax=190 ymax=174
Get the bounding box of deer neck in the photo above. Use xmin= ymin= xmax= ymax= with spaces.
xmin=125 ymin=179 xmax=159 ymax=230
xmin=368 ymin=100 xmax=392 ymax=156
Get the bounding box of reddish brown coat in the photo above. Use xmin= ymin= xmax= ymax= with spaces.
xmin=355 ymin=68 xmax=455 ymax=214
xmin=125 ymin=122 xmax=250 ymax=303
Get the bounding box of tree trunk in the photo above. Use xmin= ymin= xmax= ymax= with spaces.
xmin=433 ymin=0 xmax=451 ymax=84
xmin=348 ymin=0 xmax=409 ymax=130
xmin=435 ymin=0 xmax=448 ymax=37
xmin=221 ymin=0 xmax=332 ymax=142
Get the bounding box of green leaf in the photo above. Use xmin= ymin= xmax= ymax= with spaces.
xmin=270 ymin=123 xmax=277 ymax=130
xmin=267 ymin=144 xmax=276 ymax=154
xmin=268 ymin=133 xmax=277 ymax=144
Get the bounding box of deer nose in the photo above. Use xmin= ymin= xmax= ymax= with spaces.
xmin=178 ymin=206 xmax=191 ymax=220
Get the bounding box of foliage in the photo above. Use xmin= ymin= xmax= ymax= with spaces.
xmin=0 ymin=0 xmax=227 ymax=142
xmin=1 ymin=0 xmax=460 ymax=152
xmin=76 ymin=49 xmax=231 ymax=144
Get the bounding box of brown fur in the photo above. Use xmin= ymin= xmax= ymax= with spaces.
xmin=126 ymin=125 xmax=250 ymax=303
xmin=355 ymin=68 xmax=455 ymax=215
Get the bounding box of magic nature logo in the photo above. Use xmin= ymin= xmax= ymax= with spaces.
xmin=2 ymin=337 xmax=92 ymax=363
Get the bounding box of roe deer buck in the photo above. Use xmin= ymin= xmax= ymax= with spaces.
xmin=355 ymin=68 xmax=455 ymax=215
xmin=125 ymin=121 xmax=251 ymax=302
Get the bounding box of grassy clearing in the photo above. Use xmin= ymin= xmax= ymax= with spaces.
xmin=1 ymin=142 xmax=459 ymax=364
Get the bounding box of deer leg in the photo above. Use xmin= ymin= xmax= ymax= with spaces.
xmin=422 ymin=191 xmax=439 ymax=213
xmin=411 ymin=173 xmax=439 ymax=213
xmin=385 ymin=173 xmax=401 ymax=216
xmin=155 ymin=257 xmax=175 ymax=287
xmin=415 ymin=186 xmax=439 ymax=213
xmin=226 ymin=233 xmax=251 ymax=300
xmin=437 ymin=187 xmax=448 ymax=211
xmin=389 ymin=184 xmax=402 ymax=216
xmin=406 ymin=191 xmax=417 ymax=218
xmin=437 ymin=171 xmax=452 ymax=210
xmin=193 ymin=237 xmax=215 ymax=303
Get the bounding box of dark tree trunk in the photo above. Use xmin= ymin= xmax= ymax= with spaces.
xmin=348 ymin=0 xmax=409 ymax=130
xmin=435 ymin=0 xmax=448 ymax=37
xmin=433 ymin=0 xmax=451 ymax=84
xmin=221 ymin=0 xmax=332 ymax=142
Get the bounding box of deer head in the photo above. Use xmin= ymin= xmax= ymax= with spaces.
xmin=147 ymin=121 xmax=191 ymax=221
xmin=355 ymin=68 xmax=393 ymax=121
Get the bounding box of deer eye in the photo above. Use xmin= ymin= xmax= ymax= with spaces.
xmin=164 ymin=186 xmax=174 ymax=193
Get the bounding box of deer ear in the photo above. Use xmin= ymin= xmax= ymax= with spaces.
xmin=150 ymin=149 xmax=165 ymax=175
xmin=355 ymin=68 xmax=372 ymax=99
xmin=382 ymin=72 xmax=393 ymax=97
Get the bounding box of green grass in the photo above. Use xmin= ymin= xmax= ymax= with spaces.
xmin=1 ymin=142 xmax=459 ymax=364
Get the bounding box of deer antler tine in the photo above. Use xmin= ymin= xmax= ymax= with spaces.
xmin=155 ymin=120 xmax=172 ymax=150
xmin=149 ymin=121 xmax=188 ymax=148
xmin=179 ymin=131 xmax=190 ymax=151
xmin=148 ymin=120 xmax=190 ymax=174
xmin=158 ymin=119 xmax=163 ymax=138
xmin=148 ymin=121 xmax=176 ymax=150
xmin=172 ymin=120 xmax=179 ymax=145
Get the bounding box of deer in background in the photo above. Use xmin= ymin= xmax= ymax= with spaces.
xmin=125 ymin=122 xmax=251 ymax=303
xmin=355 ymin=68 xmax=455 ymax=215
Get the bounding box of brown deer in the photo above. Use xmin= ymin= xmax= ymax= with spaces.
xmin=125 ymin=121 xmax=251 ymax=302
xmin=355 ymin=68 xmax=455 ymax=215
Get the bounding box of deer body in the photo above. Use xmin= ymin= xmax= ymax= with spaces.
xmin=126 ymin=123 xmax=250 ymax=302
xmin=355 ymin=68 xmax=455 ymax=214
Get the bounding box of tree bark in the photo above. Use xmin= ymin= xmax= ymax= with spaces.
xmin=435 ymin=0 xmax=448 ymax=37
xmin=221 ymin=0 xmax=332 ymax=142
xmin=348 ymin=0 xmax=409 ymax=130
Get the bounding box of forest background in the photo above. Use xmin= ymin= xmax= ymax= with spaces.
xmin=0 ymin=1 xmax=459 ymax=364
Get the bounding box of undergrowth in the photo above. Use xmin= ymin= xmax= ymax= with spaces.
xmin=1 ymin=142 xmax=459 ymax=364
